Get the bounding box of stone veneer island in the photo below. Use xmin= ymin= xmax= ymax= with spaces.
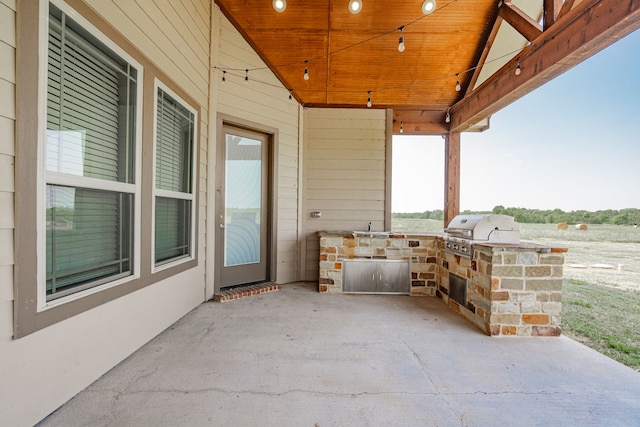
xmin=318 ymin=231 xmax=567 ymax=337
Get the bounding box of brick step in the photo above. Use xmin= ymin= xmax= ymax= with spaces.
xmin=213 ymin=283 xmax=281 ymax=303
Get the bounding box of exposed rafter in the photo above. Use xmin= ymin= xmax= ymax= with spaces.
xmin=498 ymin=1 xmax=543 ymax=42
xmin=543 ymin=0 xmax=563 ymax=30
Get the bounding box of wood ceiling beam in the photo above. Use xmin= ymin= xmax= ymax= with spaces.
xmin=557 ymin=0 xmax=576 ymax=21
xmin=498 ymin=1 xmax=543 ymax=42
xmin=543 ymin=0 xmax=564 ymax=30
xmin=466 ymin=15 xmax=504 ymax=97
xmin=450 ymin=0 xmax=640 ymax=133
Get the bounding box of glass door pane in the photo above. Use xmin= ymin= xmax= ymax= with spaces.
xmin=224 ymin=134 xmax=262 ymax=267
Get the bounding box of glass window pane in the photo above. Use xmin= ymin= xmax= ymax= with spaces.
xmin=46 ymin=185 xmax=132 ymax=299
xmin=155 ymin=197 xmax=191 ymax=264
xmin=155 ymin=88 xmax=194 ymax=193
xmin=47 ymin=5 xmax=136 ymax=184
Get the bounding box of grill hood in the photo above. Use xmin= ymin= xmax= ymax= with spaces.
xmin=445 ymin=214 xmax=520 ymax=243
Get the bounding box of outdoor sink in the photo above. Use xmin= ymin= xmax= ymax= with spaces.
xmin=352 ymin=231 xmax=390 ymax=238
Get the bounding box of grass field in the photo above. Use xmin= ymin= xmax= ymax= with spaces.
xmin=392 ymin=218 xmax=640 ymax=370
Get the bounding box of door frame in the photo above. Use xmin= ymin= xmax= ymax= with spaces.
xmin=214 ymin=113 xmax=279 ymax=293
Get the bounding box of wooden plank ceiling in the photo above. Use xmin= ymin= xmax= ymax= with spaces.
xmin=215 ymin=0 xmax=498 ymax=132
xmin=214 ymin=0 xmax=640 ymax=134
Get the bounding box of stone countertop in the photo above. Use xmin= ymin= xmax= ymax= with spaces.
xmin=474 ymin=241 xmax=568 ymax=253
xmin=317 ymin=230 xmax=443 ymax=238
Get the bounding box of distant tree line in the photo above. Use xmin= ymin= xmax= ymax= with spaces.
xmin=393 ymin=207 xmax=640 ymax=226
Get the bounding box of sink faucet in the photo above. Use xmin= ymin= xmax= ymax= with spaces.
xmin=368 ymin=222 xmax=372 ymax=231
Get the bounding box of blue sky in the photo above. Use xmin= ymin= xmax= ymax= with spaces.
xmin=393 ymin=28 xmax=640 ymax=213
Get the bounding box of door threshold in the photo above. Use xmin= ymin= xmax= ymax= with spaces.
xmin=213 ymin=282 xmax=281 ymax=303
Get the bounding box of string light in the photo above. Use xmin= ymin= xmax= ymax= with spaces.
xmin=445 ymin=108 xmax=451 ymax=123
xmin=289 ymin=89 xmax=293 ymax=103
xmin=349 ymin=0 xmax=363 ymax=14
xmin=272 ymin=0 xmax=286 ymax=13
xmin=400 ymin=122 xmax=404 ymax=133
xmin=422 ymin=0 xmax=436 ymax=15
xmin=398 ymin=27 xmax=405 ymax=52
xmin=215 ymin=1 xmax=538 ymax=110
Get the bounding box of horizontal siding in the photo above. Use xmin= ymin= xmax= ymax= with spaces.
xmin=0 ymin=79 xmax=14 ymax=120
xmin=85 ymin=0 xmax=210 ymax=107
xmin=0 ymin=0 xmax=15 ymax=10
xmin=0 ymin=265 xmax=12 ymax=302
xmin=216 ymin=8 xmax=300 ymax=283
xmin=0 ymin=0 xmax=14 ymax=324
xmin=0 ymin=41 xmax=15 ymax=83
xmin=0 ymin=2 xmax=14 ymax=47
xmin=302 ymin=108 xmax=387 ymax=280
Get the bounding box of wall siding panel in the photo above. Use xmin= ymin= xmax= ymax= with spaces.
xmin=302 ymin=108 xmax=387 ymax=281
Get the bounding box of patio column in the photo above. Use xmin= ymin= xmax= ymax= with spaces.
xmin=444 ymin=131 xmax=460 ymax=226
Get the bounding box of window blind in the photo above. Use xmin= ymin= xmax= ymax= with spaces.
xmin=154 ymin=88 xmax=194 ymax=265
xmin=46 ymin=5 xmax=137 ymax=299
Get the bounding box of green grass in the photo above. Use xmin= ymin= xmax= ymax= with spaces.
xmin=562 ymin=279 xmax=640 ymax=370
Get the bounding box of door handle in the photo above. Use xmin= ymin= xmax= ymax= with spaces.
xmin=220 ymin=224 xmax=225 ymax=229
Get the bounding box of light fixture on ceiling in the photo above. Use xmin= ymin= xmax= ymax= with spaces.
xmin=515 ymin=62 xmax=522 ymax=75
xmin=422 ymin=0 xmax=436 ymax=15
xmin=272 ymin=0 xmax=286 ymax=13
xmin=398 ymin=27 xmax=405 ymax=52
xmin=367 ymin=91 xmax=372 ymax=108
xmin=349 ymin=0 xmax=363 ymax=14
xmin=455 ymin=74 xmax=461 ymax=92
xmin=400 ymin=122 xmax=404 ymax=133
xmin=445 ymin=109 xmax=451 ymax=123
xmin=304 ymin=60 xmax=310 ymax=80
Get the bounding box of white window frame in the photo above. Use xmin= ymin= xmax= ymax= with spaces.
xmin=151 ymin=79 xmax=198 ymax=272
xmin=36 ymin=0 xmax=143 ymax=310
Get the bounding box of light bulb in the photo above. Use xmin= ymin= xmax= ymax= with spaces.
xmin=515 ymin=63 xmax=522 ymax=75
xmin=422 ymin=0 xmax=436 ymax=15
xmin=455 ymin=80 xmax=461 ymax=92
xmin=244 ymin=69 xmax=249 ymax=84
xmin=398 ymin=36 xmax=405 ymax=52
xmin=445 ymin=110 xmax=451 ymax=123
xmin=400 ymin=122 xmax=404 ymax=134
xmin=367 ymin=92 xmax=372 ymax=108
xmin=304 ymin=68 xmax=309 ymax=81
xmin=289 ymin=91 xmax=293 ymax=103
xmin=272 ymin=0 xmax=286 ymax=13
xmin=222 ymin=71 xmax=226 ymax=82
xmin=349 ymin=0 xmax=362 ymax=14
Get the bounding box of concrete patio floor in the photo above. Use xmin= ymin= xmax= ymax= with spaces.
xmin=40 ymin=282 xmax=640 ymax=426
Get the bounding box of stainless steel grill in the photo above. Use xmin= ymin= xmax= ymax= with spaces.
xmin=444 ymin=214 xmax=520 ymax=257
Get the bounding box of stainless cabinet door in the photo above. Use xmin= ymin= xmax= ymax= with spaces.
xmin=377 ymin=261 xmax=410 ymax=294
xmin=343 ymin=261 xmax=377 ymax=293
xmin=343 ymin=260 xmax=410 ymax=294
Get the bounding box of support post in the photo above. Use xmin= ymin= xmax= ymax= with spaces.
xmin=444 ymin=132 xmax=460 ymax=226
